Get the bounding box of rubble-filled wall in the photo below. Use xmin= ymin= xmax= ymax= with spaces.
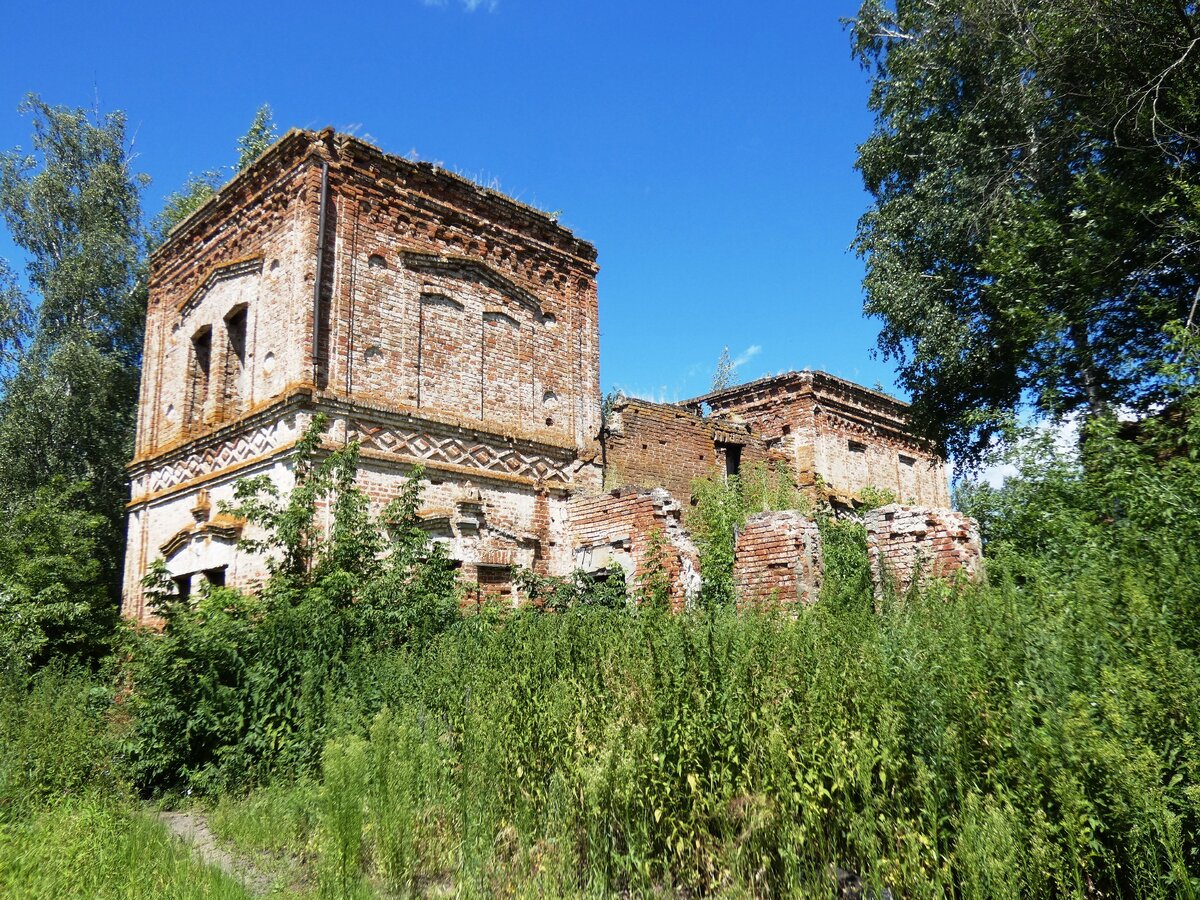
xmin=863 ymin=504 xmax=982 ymax=595
xmin=733 ymin=511 xmax=823 ymax=606
xmin=601 ymin=397 xmax=778 ymax=506
xmin=569 ymin=488 xmax=701 ymax=610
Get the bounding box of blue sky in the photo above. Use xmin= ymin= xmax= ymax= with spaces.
xmin=0 ymin=0 xmax=892 ymax=402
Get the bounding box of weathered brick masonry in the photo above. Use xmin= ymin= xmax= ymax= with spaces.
xmin=124 ymin=129 xmax=975 ymax=621
xmin=569 ymin=487 xmax=701 ymax=610
xmin=864 ymin=504 xmax=983 ymax=595
xmin=733 ymin=511 xmax=823 ymax=606
xmin=602 ymin=397 xmax=779 ymax=506
xmin=124 ymin=129 xmax=601 ymax=619
xmin=683 ymin=371 xmax=950 ymax=510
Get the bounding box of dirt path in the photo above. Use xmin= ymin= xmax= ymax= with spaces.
xmin=157 ymin=810 xmax=276 ymax=896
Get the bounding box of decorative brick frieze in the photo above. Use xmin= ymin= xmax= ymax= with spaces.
xmin=133 ymin=417 xmax=298 ymax=499
xmin=350 ymin=418 xmax=573 ymax=485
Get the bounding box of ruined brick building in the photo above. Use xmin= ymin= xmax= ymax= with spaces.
xmin=122 ymin=129 xmax=976 ymax=621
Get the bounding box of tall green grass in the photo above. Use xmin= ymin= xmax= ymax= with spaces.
xmin=267 ymin=554 xmax=1197 ymax=897
xmin=0 ymin=666 xmax=119 ymax=820
xmin=0 ymin=665 xmax=259 ymax=898
xmin=0 ymin=797 xmax=253 ymax=899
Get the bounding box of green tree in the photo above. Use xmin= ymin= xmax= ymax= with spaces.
xmin=0 ymin=259 xmax=32 ymax=378
xmin=851 ymin=1 xmax=1200 ymax=461
xmin=236 ymin=104 xmax=278 ymax=172
xmin=711 ymin=346 xmax=733 ymax=392
xmin=0 ymin=96 xmax=148 ymax=606
xmin=0 ymin=98 xmax=285 ymax=660
xmin=0 ymin=96 xmax=146 ymax=357
xmin=148 ymin=171 xmax=221 ymax=249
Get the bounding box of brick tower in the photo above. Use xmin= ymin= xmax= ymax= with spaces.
xmin=123 ymin=129 xmax=601 ymax=621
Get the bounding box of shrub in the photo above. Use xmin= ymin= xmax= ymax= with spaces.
xmin=690 ymin=463 xmax=802 ymax=608
xmin=123 ymin=417 xmax=461 ymax=794
xmin=0 ymin=481 xmax=116 ymax=673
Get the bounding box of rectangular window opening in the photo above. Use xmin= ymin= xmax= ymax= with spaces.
xmin=899 ymin=454 xmax=916 ymax=467
xmin=173 ymin=574 xmax=192 ymax=605
xmin=722 ymin=443 xmax=742 ymax=477
xmin=224 ymin=307 xmax=248 ymax=417
xmin=477 ymin=565 xmax=513 ymax=600
xmin=226 ymin=307 xmax=247 ymax=366
xmin=190 ymin=326 xmax=212 ymax=426
xmin=848 ymin=440 xmax=867 ymax=454
xmin=203 ymin=566 xmax=227 ymax=588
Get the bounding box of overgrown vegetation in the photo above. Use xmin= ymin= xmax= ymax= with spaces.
xmin=1 ymin=383 xmax=1197 ymax=895
xmin=124 ymin=416 xmax=460 ymax=794
xmin=2 ymin=9 xmax=1200 ymax=891
xmin=689 ymin=462 xmax=802 ymax=608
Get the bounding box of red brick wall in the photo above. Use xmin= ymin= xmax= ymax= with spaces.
xmin=733 ymin=511 xmax=823 ymax=606
xmin=687 ymin=372 xmax=950 ymax=508
xmin=602 ymin=398 xmax=777 ymax=507
xmin=137 ymin=131 xmax=326 ymax=462
xmin=864 ymin=504 xmax=982 ymax=595
xmin=323 ymin=136 xmax=601 ymax=452
xmin=568 ymin=487 xmax=701 ymax=610
xmin=136 ymin=128 xmax=600 ymax=468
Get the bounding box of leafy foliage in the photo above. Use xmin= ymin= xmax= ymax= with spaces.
xmin=150 ymin=104 xmax=281 ymax=248
xmin=0 ymin=481 xmax=116 ymax=671
xmin=0 ymin=95 xmax=146 ymax=357
xmin=261 ymin=547 xmax=1199 ymax=897
xmin=0 ymin=96 xmax=147 ymax=622
xmin=0 ymin=666 xmax=119 ymax=820
xmin=236 ymin=104 xmax=278 ymax=172
xmin=513 ymin=565 xmax=629 ymax=613
xmin=711 ymin=345 xmax=734 ymax=391
xmin=0 ymin=258 xmax=31 ymax=377
xmin=147 ymin=170 xmax=221 ymax=249
xmin=124 ymin=416 xmax=460 ymax=792
xmin=851 ymin=1 xmax=1200 ymax=460
xmin=0 ymin=98 xmax=289 ymax=669
xmin=689 ymin=463 xmax=802 ymax=608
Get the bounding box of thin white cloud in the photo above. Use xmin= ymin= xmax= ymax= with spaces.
xmin=612 ymin=384 xmax=681 ymax=405
xmin=731 ymin=344 xmax=761 ymax=370
xmin=420 ymin=0 xmax=498 ymax=10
